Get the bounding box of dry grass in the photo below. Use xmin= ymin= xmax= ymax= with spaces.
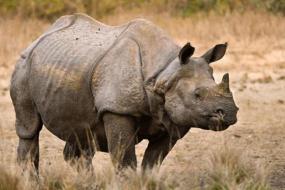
xmin=0 ymin=11 xmax=284 ymax=79
xmin=0 ymin=144 xmax=270 ymax=190
xmin=0 ymin=167 xmax=19 ymax=190
xmin=102 ymin=11 xmax=285 ymax=52
xmin=206 ymin=145 xmax=270 ymax=190
xmin=0 ymin=17 xmax=48 ymax=79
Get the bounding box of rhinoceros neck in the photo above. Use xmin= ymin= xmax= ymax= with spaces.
xmin=145 ymin=54 xmax=179 ymax=84
xmin=142 ymin=48 xmax=194 ymax=139
xmin=156 ymin=58 xmax=181 ymax=84
xmin=123 ymin=19 xmax=180 ymax=83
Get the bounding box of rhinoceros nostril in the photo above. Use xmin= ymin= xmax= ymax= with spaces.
xmin=216 ymin=109 xmax=225 ymax=116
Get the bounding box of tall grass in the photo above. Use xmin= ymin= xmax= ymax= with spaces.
xmin=0 ymin=10 xmax=284 ymax=75
xmin=0 ymin=167 xmax=19 ymax=190
xmin=0 ymin=17 xmax=48 ymax=78
xmin=206 ymin=145 xmax=270 ymax=190
xmin=0 ymin=144 xmax=270 ymax=190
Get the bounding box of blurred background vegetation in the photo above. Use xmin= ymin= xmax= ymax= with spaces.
xmin=0 ymin=0 xmax=284 ymax=20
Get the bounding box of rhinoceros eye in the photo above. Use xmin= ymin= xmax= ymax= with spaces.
xmin=194 ymin=90 xmax=201 ymax=99
xmin=194 ymin=87 xmax=208 ymax=100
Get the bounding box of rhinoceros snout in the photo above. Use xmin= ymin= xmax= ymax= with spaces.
xmin=208 ymin=106 xmax=238 ymax=131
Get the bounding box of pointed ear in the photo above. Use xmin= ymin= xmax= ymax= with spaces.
xmin=202 ymin=42 xmax=228 ymax=63
xmin=179 ymin=42 xmax=195 ymax=64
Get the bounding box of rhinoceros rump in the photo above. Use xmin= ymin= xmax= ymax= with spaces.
xmin=10 ymin=13 xmax=238 ymax=172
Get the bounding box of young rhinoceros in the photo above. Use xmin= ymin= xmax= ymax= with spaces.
xmin=10 ymin=13 xmax=238 ymax=172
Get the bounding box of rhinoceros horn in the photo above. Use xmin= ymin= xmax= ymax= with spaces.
xmin=219 ymin=73 xmax=230 ymax=93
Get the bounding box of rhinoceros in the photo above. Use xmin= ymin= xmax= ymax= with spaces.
xmin=10 ymin=13 xmax=238 ymax=172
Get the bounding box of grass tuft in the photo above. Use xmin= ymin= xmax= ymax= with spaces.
xmin=206 ymin=145 xmax=270 ymax=190
xmin=0 ymin=145 xmax=272 ymax=190
xmin=0 ymin=167 xmax=19 ymax=190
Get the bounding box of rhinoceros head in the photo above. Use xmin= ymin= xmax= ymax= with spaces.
xmin=156 ymin=42 xmax=238 ymax=131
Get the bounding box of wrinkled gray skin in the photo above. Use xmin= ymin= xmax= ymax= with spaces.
xmin=10 ymin=13 xmax=238 ymax=173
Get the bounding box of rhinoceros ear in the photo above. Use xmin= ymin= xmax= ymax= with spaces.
xmin=179 ymin=42 xmax=195 ymax=64
xmin=202 ymin=42 xmax=227 ymax=64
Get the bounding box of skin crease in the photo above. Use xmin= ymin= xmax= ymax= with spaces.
xmin=10 ymin=14 xmax=238 ymax=175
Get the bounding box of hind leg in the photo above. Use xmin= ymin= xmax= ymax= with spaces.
xmin=63 ymin=130 xmax=95 ymax=171
xmin=14 ymin=104 xmax=42 ymax=174
xmin=10 ymin=63 xmax=43 ymax=174
xmin=12 ymin=98 xmax=42 ymax=173
xmin=17 ymin=121 xmax=41 ymax=172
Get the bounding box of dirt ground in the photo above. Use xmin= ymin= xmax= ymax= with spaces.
xmin=0 ymin=16 xmax=284 ymax=189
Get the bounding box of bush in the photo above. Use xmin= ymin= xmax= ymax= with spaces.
xmin=266 ymin=0 xmax=285 ymax=15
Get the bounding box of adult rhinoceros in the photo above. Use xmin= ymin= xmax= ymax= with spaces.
xmin=10 ymin=13 xmax=238 ymax=172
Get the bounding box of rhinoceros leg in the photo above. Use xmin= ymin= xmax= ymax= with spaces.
xmin=103 ymin=113 xmax=137 ymax=170
xmin=17 ymin=128 xmax=41 ymax=172
xmin=10 ymin=61 xmax=43 ymax=174
xmin=63 ymin=131 xmax=95 ymax=171
xmin=142 ymin=135 xmax=177 ymax=170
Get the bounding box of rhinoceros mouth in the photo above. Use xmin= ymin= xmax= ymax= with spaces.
xmin=208 ymin=112 xmax=228 ymax=131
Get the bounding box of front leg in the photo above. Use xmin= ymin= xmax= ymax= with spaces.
xmin=103 ymin=113 xmax=137 ymax=170
xmin=142 ymin=135 xmax=177 ymax=170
